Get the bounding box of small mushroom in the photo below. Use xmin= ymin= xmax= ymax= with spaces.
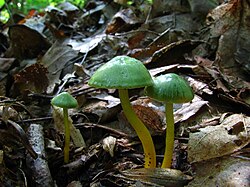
xmin=88 ymin=56 xmax=156 ymax=168
xmin=145 ymin=73 xmax=194 ymax=168
xmin=51 ymin=92 xmax=78 ymax=163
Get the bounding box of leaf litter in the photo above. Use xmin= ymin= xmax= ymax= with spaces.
xmin=0 ymin=0 xmax=249 ymax=186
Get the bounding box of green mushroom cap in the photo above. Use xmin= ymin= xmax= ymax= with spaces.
xmin=51 ymin=92 xmax=78 ymax=109
xmin=88 ymin=56 xmax=153 ymax=89
xmin=145 ymin=73 xmax=194 ymax=103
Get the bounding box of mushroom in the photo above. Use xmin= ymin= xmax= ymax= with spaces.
xmin=144 ymin=73 xmax=194 ymax=168
xmin=88 ymin=56 xmax=156 ymax=168
xmin=51 ymin=92 xmax=78 ymax=163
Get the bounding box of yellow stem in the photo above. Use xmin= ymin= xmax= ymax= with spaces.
xmin=119 ymin=89 xmax=156 ymax=168
xmin=161 ymin=102 xmax=174 ymax=168
xmin=63 ymin=108 xmax=70 ymax=163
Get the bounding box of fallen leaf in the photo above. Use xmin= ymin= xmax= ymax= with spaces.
xmin=208 ymin=0 xmax=250 ymax=84
xmin=145 ymin=40 xmax=203 ymax=69
xmin=106 ymin=8 xmax=143 ymax=34
xmin=88 ymin=92 xmax=120 ymax=108
xmin=133 ymin=104 xmax=164 ymax=134
xmin=188 ymin=0 xmax=218 ymax=19
xmin=102 ymin=136 xmax=116 ymax=157
xmin=152 ymin=0 xmax=190 ymax=17
xmin=68 ymin=34 xmax=105 ymax=53
xmin=188 ymin=114 xmax=250 ymax=163
xmin=121 ymin=168 xmax=192 ymax=187
xmin=41 ymin=41 xmax=78 ymax=94
xmin=148 ymin=64 xmax=179 ymax=77
xmin=13 ymin=63 xmax=49 ymax=95
xmin=118 ymin=99 xmax=165 ymax=136
xmin=83 ymin=99 xmax=120 ymax=123
xmin=6 ymin=24 xmax=51 ymax=60
xmin=52 ymin=106 xmax=86 ymax=148
xmin=0 ymin=106 xmax=19 ymax=122
xmin=0 ymin=58 xmax=17 ymax=72
xmin=174 ymin=95 xmax=208 ymax=123
xmin=187 ymin=156 xmax=250 ymax=187
xmin=187 ymin=71 xmax=213 ymax=95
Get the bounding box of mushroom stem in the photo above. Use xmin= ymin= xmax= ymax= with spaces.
xmin=63 ymin=108 xmax=70 ymax=163
xmin=161 ymin=102 xmax=174 ymax=168
xmin=118 ymin=89 xmax=156 ymax=168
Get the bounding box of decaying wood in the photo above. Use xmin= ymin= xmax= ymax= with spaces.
xmin=26 ymin=123 xmax=54 ymax=187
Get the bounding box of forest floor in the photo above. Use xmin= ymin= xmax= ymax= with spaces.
xmin=0 ymin=0 xmax=250 ymax=186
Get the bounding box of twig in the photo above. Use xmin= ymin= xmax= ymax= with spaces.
xmin=7 ymin=120 xmax=37 ymax=159
xmin=16 ymin=116 xmax=53 ymax=124
xmin=75 ymin=123 xmax=130 ymax=138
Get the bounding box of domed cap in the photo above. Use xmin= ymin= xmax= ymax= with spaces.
xmin=51 ymin=92 xmax=78 ymax=109
xmin=88 ymin=56 xmax=153 ymax=89
xmin=145 ymin=73 xmax=194 ymax=103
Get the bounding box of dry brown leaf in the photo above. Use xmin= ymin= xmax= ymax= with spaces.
xmin=41 ymin=41 xmax=78 ymax=94
xmin=187 ymin=76 xmax=213 ymax=95
xmin=83 ymin=98 xmax=121 ymax=123
xmin=6 ymin=24 xmax=50 ymax=60
xmin=106 ymin=8 xmax=143 ymax=34
xmin=148 ymin=64 xmax=179 ymax=77
xmin=13 ymin=63 xmax=49 ymax=95
xmin=68 ymin=34 xmax=105 ymax=53
xmin=208 ymin=0 xmax=250 ymax=84
xmin=187 ymin=156 xmax=250 ymax=187
xmin=145 ymin=40 xmax=203 ymax=69
xmin=174 ymin=95 xmax=208 ymax=124
xmin=52 ymin=106 xmax=86 ymax=148
xmin=133 ymin=104 xmax=164 ymax=134
xmin=88 ymin=92 xmax=120 ymax=108
xmin=188 ymin=113 xmax=250 ymax=163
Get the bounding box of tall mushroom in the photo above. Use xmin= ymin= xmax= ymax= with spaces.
xmin=145 ymin=73 xmax=194 ymax=168
xmin=51 ymin=92 xmax=78 ymax=163
xmin=88 ymin=56 xmax=156 ymax=168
